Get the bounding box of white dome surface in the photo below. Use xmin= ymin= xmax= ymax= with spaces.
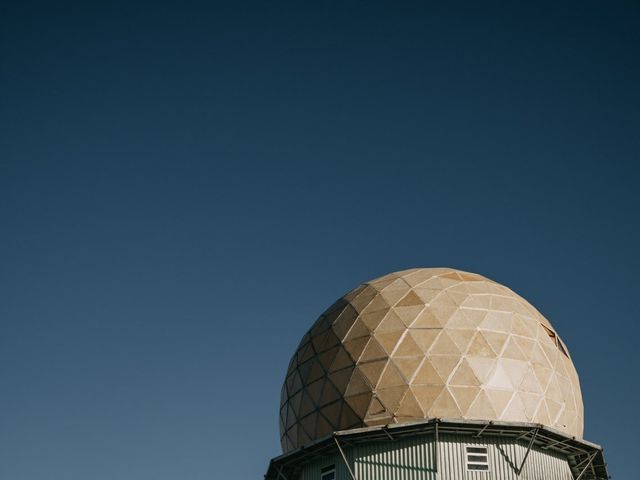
xmin=279 ymin=268 xmax=583 ymax=452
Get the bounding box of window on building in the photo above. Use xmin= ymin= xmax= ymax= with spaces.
xmin=557 ymin=338 xmax=569 ymax=357
xmin=320 ymin=464 xmax=335 ymax=480
xmin=466 ymin=446 xmax=489 ymax=471
xmin=541 ymin=324 xmax=556 ymax=341
xmin=540 ymin=323 xmax=570 ymax=358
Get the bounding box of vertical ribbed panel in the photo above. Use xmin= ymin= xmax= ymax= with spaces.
xmin=300 ymin=452 xmax=349 ymax=480
xmin=437 ymin=433 xmax=573 ymax=480
xmin=298 ymin=433 xmax=573 ymax=480
xmin=353 ymin=434 xmax=436 ymax=480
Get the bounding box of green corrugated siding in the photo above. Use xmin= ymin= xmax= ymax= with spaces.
xmin=298 ymin=433 xmax=573 ymax=480
xmin=300 ymin=452 xmax=351 ymax=480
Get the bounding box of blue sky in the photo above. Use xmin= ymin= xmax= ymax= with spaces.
xmin=1 ymin=1 xmax=639 ymax=478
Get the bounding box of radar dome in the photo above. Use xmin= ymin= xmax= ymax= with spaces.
xmin=279 ymin=268 xmax=583 ymax=452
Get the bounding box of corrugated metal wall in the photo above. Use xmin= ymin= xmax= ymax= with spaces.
xmin=298 ymin=434 xmax=573 ymax=480
xmin=300 ymin=451 xmax=353 ymax=480
xmin=354 ymin=434 xmax=436 ymax=480
xmin=436 ymin=433 xmax=573 ymax=480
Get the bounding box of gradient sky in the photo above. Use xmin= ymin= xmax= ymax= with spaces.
xmin=1 ymin=2 xmax=639 ymax=479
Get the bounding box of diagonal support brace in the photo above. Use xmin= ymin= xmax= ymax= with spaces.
xmin=517 ymin=428 xmax=538 ymax=475
xmin=276 ymin=466 xmax=289 ymax=480
xmin=575 ymin=452 xmax=598 ymax=480
xmin=334 ymin=436 xmax=357 ymax=480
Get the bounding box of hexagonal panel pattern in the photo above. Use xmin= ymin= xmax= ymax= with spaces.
xmin=279 ymin=268 xmax=583 ymax=452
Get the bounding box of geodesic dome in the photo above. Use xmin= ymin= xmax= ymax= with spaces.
xmin=279 ymin=268 xmax=583 ymax=452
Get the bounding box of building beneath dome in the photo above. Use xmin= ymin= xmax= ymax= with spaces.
xmin=264 ymin=268 xmax=609 ymax=480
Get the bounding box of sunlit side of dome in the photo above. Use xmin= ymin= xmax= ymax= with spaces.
xmin=279 ymin=268 xmax=583 ymax=453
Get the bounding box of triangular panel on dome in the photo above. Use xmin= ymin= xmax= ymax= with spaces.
xmin=466 ymin=357 xmax=496 ymax=384
xmin=396 ymin=289 xmax=424 ymax=307
xmin=485 ymin=361 xmax=512 ymax=390
xmin=318 ymin=345 xmax=340 ymax=372
xmin=449 ymin=359 xmax=480 ymax=386
xmin=287 ymin=424 xmax=298 ymax=447
xmin=410 ymin=308 xmax=441 ymax=328
xmin=520 ymin=392 xmax=543 ymax=420
xmin=340 ymin=402 xmax=363 ymax=429
xmin=361 ymin=293 xmax=391 ymax=314
xmin=343 ymin=318 xmax=371 ymax=343
xmin=328 ymin=347 xmax=354 ymax=373
xmin=502 ymin=392 xmax=527 ymax=422
xmin=327 ymin=365 xmax=354 ymax=391
xmin=481 ymin=310 xmax=512 ymax=333
xmin=377 ymin=361 xmax=406 ymax=389
xmin=374 ymin=330 xmax=404 ymax=354
xmin=315 ymin=411 xmax=334 ymax=438
xmin=429 ymin=387 xmax=461 ymax=417
xmin=530 ymin=343 xmax=552 ymax=368
xmin=296 ymin=341 xmax=315 ymax=365
xmin=379 ymin=279 xmax=412 ymax=305
xmin=394 ymin=305 xmax=425 ymax=327
xmin=396 ymin=388 xmax=424 ymax=418
xmin=466 ymin=389 xmax=497 ymax=419
xmin=320 ymin=399 xmax=343 ymax=426
xmin=356 ymin=359 xmax=387 ymax=388
xmin=368 ymin=274 xmax=399 ymax=292
xmin=501 ymin=336 xmax=528 ymax=361
xmin=306 ymin=359 xmax=325 ymax=384
xmin=429 ymin=331 xmax=461 ymax=355
xmin=288 ymin=389 xmax=304 ymax=413
xmin=297 ymin=424 xmax=311 ymax=446
xmin=501 ymin=358 xmax=529 ymax=389
xmin=343 ymin=284 xmax=367 ymax=303
xmin=286 ymin=369 xmax=303 ymax=396
xmin=344 ymin=392 xmax=371 ymax=418
xmin=519 ymin=366 xmax=543 ymax=394
xmin=412 ymin=286 xmax=442 ymax=304
xmin=512 ymin=314 xmax=537 ymax=339
xmin=393 ymin=332 xmax=423 ymax=357
xmin=366 ymin=395 xmax=387 ymax=417
xmin=429 ymin=355 xmax=460 ymax=383
xmin=375 ymin=309 xmax=405 ymax=333
xmin=345 ymin=367 xmax=372 ymax=396
xmin=467 ymin=331 xmax=497 ymax=358
xmin=547 ymin=398 xmax=564 ymax=425
xmin=413 ymin=358 xmax=443 ymax=385
xmin=392 ymin=356 xmax=423 ymax=383
xmin=402 ymin=269 xmax=440 ymax=287
xmin=320 ymin=379 xmax=342 ymax=405
xmin=359 ymin=337 xmax=387 ymax=363
xmin=412 ymin=385 xmax=444 ymax=414
xmin=343 ymin=336 xmax=369 ymax=362
xmin=485 ymin=388 xmax=513 ymax=418
xmin=305 ymin=378 xmax=325 ymax=406
xmin=360 ymin=308 xmax=387 ymax=331
xmin=449 ymin=385 xmax=480 ymax=415
xmin=299 ymin=412 xmax=318 ymax=442
xmin=410 ymin=329 xmax=439 ymax=351
xmin=377 ymin=385 xmax=409 ymax=412
xmin=514 ymin=335 xmax=536 ymax=357
xmin=285 ymin=403 xmax=298 ymax=429
xmin=331 ymin=306 xmax=359 ymax=341
xmin=447 ymin=328 xmax=476 ymax=353
xmin=348 ymin=285 xmax=378 ymax=313
xmin=431 ymin=304 xmax=458 ymax=326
